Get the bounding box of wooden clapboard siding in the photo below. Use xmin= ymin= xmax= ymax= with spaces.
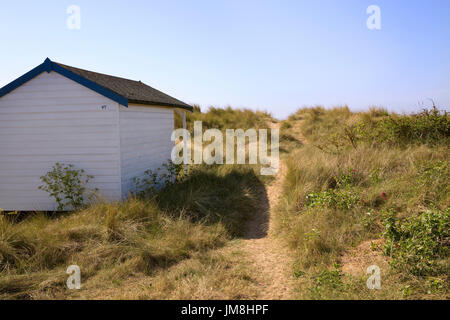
xmin=0 ymin=71 xmax=121 ymax=211
xmin=119 ymin=104 xmax=174 ymax=196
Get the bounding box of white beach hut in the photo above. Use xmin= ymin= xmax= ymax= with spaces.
xmin=0 ymin=58 xmax=192 ymax=211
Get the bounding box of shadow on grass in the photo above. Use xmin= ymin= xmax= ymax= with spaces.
xmin=280 ymin=133 xmax=304 ymax=153
xmin=155 ymin=165 xmax=269 ymax=238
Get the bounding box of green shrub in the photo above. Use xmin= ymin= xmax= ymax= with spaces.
xmin=306 ymin=189 xmax=359 ymax=211
xmin=310 ymin=107 xmax=449 ymax=153
xmin=133 ymin=160 xmax=185 ymax=197
xmin=39 ymin=163 xmax=95 ymax=211
xmin=382 ymin=207 xmax=450 ymax=276
xmin=305 ymin=169 xmax=359 ymax=211
xmin=313 ymin=267 xmax=343 ymax=289
xmin=308 ymin=264 xmax=345 ymax=299
xmin=362 ymin=107 xmax=449 ymax=146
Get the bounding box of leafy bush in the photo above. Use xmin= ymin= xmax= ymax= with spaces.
xmin=306 ymin=189 xmax=359 ymax=211
xmin=382 ymin=207 xmax=450 ymax=276
xmin=39 ymin=163 xmax=94 ymax=211
xmin=333 ymin=168 xmax=356 ymax=188
xmin=313 ymin=267 xmax=342 ymax=288
xmin=362 ymin=107 xmax=449 ymax=146
xmin=361 ymin=211 xmax=378 ymax=231
xmin=310 ymin=107 xmax=449 ymax=153
xmin=308 ymin=264 xmax=345 ymax=299
xmin=305 ymin=169 xmax=359 ymax=211
xmin=133 ymin=160 xmax=184 ymax=197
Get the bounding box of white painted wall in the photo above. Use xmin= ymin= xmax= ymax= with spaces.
xmin=0 ymin=72 xmax=122 ymax=211
xmin=119 ymin=104 xmax=174 ymax=196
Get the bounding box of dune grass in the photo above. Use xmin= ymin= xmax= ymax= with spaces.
xmin=175 ymin=105 xmax=275 ymax=131
xmin=0 ymin=163 xmax=264 ymax=299
xmin=276 ymin=106 xmax=449 ymax=299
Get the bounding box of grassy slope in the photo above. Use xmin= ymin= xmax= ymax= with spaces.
xmin=276 ymin=106 xmax=449 ymax=299
xmin=0 ymin=107 xmax=273 ymax=300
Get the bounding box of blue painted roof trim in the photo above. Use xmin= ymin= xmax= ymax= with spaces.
xmin=0 ymin=58 xmax=129 ymax=107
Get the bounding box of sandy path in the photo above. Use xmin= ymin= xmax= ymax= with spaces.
xmin=240 ymin=162 xmax=296 ymax=299
xmin=233 ymin=122 xmax=298 ymax=300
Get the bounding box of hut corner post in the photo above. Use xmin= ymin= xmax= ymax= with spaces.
xmin=182 ymin=110 xmax=188 ymax=175
xmin=175 ymin=109 xmax=188 ymax=175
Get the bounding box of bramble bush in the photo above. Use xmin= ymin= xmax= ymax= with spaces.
xmin=382 ymin=207 xmax=450 ymax=276
xmin=305 ymin=189 xmax=359 ymax=211
xmin=308 ymin=264 xmax=345 ymax=299
xmin=316 ymin=107 xmax=449 ymax=153
xmin=361 ymin=107 xmax=449 ymax=146
xmin=305 ymin=169 xmax=360 ymax=211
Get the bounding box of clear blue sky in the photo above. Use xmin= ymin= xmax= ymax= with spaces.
xmin=1 ymin=0 xmax=449 ymax=118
